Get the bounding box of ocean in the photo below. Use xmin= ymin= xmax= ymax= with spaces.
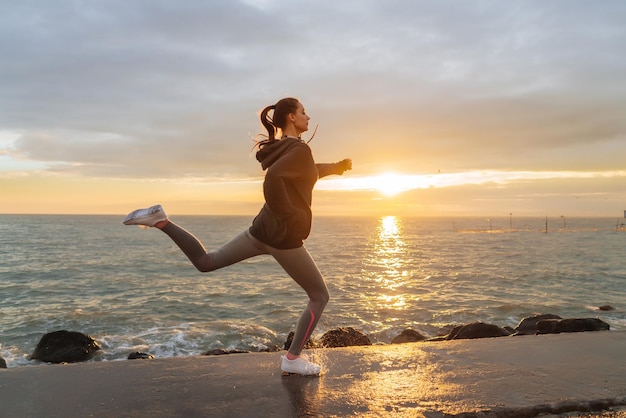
xmin=1 ymin=214 xmax=624 ymax=367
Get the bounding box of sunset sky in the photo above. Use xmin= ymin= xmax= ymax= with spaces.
xmin=1 ymin=1 xmax=625 ymax=217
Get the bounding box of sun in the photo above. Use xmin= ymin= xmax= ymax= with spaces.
xmin=370 ymin=173 xmax=422 ymax=197
xmin=314 ymin=171 xmax=433 ymax=196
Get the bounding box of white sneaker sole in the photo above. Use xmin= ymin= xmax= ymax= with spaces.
xmin=280 ymin=356 xmax=322 ymax=376
xmin=123 ymin=205 xmax=167 ymax=227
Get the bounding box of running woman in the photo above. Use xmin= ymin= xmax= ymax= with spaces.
xmin=123 ymin=97 xmax=352 ymax=375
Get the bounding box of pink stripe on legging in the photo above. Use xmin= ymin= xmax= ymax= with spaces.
xmin=298 ymin=307 xmax=315 ymax=353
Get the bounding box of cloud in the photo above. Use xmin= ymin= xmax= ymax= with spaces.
xmin=1 ymin=0 xmax=625 ymax=181
xmin=317 ymin=170 xmax=626 ymax=194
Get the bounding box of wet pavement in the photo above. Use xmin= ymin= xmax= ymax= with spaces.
xmin=1 ymin=331 xmax=625 ymax=417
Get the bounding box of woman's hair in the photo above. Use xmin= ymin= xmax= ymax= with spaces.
xmin=256 ymin=97 xmax=300 ymax=149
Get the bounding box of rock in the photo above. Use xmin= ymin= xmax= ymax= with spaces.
xmin=259 ymin=344 xmax=281 ymax=353
xmin=425 ymin=336 xmax=447 ymax=342
xmin=442 ymin=325 xmax=464 ymax=339
xmin=537 ymin=318 xmax=610 ymax=334
xmin=283 ymin=332 xmax=316 ymax=351
xmin=31 ymin=330 xmax=101 ymax=364
xmin=425 ymin=325 xmax=461 ymax=341
xmin=320 ymin=327 xmax=372 ymax=348
xmin=598 ymin=305 xmax=615 ymax=311
xmin=514 ymin=314 xmax=562 ymax=335
xmin=391 ymin=329 xmax=426 ymax=344
xmin=437 ymin=324 xmax=460 ymax=336
xmin=0 ymin=357 xmax=6 ymax=369
xmin=445 ymin=322 xmax=511 ymax=340
xmin=203 ymin=349 xmax=249 ymax=356
xmin=127 ymin=352 xmax=154 ymax=360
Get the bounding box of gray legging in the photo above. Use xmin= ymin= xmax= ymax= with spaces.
xmin=161 ymin=222 xmax=329 ymax=356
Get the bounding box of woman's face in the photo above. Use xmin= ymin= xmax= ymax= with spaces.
xmin=291 ymin=102 xmax=310 ymax=134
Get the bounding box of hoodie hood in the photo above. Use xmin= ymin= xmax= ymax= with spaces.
xmin=255 ymin=137 xmax=303 ymax=170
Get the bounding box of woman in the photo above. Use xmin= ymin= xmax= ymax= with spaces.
xmin=123 ymin=97 xmax=352 ymax=375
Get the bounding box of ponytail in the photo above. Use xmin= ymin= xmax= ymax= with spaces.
xmin=262 ymin=105 xmax=278 ymax=139
xmin=254 ymin=98 xmax=300 ymax=150
xmin=254 ymin=105 xmax=277 ymax=150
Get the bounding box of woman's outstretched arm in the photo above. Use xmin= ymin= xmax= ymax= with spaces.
xmin=316 ymin=158 xmax=352 ymax=178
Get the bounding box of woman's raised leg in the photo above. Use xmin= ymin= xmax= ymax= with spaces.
xmin=160 ymin=224 xmax=266 ymax=272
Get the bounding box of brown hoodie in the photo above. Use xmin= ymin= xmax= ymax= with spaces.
xmin=248 ymin=137 xmax=318 ymax=249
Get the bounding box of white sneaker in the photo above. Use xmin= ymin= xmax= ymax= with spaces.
xmin=281 ymin=355 xmax=321 ymax=376
xmin=123 ymin=205 xmax=167 ymax=227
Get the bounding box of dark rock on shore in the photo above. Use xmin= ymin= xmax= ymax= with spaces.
xmin=283 ymin=332 xmax=316 ymax=351
xmin=514 ymin=314 xmax=563 ymax=335
xmin=392 ymin=329 xmax=426 ymax=344
xmin=437 ymin=324 xmax=460 ymax=337
xmin=0 ymin=357 xmax=6 ymax=369
xmin=31 ymin=330 xmax=101 ymax=364
xmin=320 ymin=327 xmax=372 ymax=348
xmin=128 ymin=352 xmax=154 ymax=360
xmin=537 ymin=318 xmax=610 ymax=334
xmin=444 ymin=322 xmax=511 ymax=340
xmin=203 ymin=349 xmax=249 ymax=356
xmin=503 ymin=326 xmax=515 ymax=334
xmin=598 ymin=305 xmax=615 ymax=311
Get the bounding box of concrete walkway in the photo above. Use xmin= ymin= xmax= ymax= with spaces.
xmin=1 ymin=331 xmax=625 ymax=417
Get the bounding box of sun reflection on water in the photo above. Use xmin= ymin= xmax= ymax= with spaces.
xmin=375 ymin=216 xmax=405 ymax=275
xmin=363 ymin=216 xmax=413 ymax=313
xmin=380 ymin=215 xmax=400 ymax=238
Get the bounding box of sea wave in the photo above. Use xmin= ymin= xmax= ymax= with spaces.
xmin=1 ymin=215 xmax=624 ymax=367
